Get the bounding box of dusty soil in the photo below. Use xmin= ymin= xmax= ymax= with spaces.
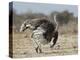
xmin=12 ymin=31 xmax=78 ymax=58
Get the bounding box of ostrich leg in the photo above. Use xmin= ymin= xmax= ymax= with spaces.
xmin=35 ymin=45 xmax=42 ymax=53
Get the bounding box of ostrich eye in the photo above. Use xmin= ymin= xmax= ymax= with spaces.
xmin=24 ymin=23 xmax=26 ymax=26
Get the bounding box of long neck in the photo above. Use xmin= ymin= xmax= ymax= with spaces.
xmin=54 ymin=14 xmax=58 ymax=31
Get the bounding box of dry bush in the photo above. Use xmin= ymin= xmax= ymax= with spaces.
xmin=59 ymin=20 xmax=78 ymax=35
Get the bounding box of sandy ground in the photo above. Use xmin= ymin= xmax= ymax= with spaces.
xmin=12 ymin=31 xmax=78 ymax=58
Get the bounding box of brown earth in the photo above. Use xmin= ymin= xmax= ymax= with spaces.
xmin=12 ymin=30 xmax=78 ymax=58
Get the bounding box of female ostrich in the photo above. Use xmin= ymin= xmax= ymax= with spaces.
xmin=20 ymin=15 xmax=58 ymax=53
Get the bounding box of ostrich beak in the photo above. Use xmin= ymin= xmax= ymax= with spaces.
xmin=20 ymin=26 xmax=29 ymax=32
xmin=20 ymin=24 xmax=34 ymax=32
xmin=26 ymin=24 xmax=35 ymax=30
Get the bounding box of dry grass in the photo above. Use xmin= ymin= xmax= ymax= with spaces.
xmin=12 ymin=29 xmax=78 ymax=58
xmin=59 ymin=21 xmax=78 ymax=34
xmin=10 ymin=21 xmax=78 ymax=58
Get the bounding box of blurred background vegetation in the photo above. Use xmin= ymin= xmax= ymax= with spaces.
xmin=9 ymin=9 xmax=78 ymax=34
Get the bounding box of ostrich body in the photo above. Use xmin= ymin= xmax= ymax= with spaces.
xmin=20 ymin=15 xmax=58 ymax=53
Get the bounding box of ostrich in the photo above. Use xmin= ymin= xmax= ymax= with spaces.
xmin=20 ymin=15 xmax=58 ymax=53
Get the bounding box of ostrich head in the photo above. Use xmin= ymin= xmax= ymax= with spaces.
xmin=20 ymin=20 xmax=35 ymax=32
